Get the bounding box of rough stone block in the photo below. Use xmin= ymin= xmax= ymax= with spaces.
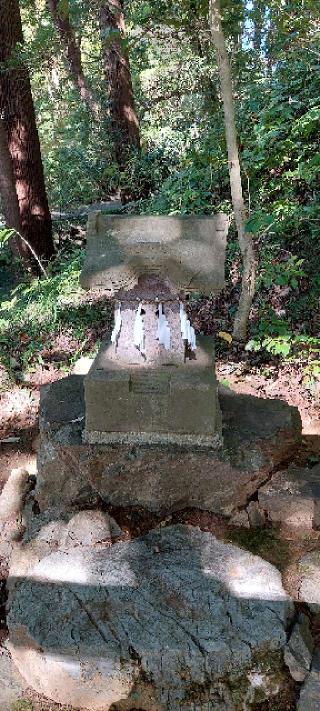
xmin=36 ymin=376 xmax=302 ymax=516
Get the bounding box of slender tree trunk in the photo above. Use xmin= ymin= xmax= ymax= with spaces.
xmin=0 ymin=0 xmax=54 ymax=264
xmin=46 ymin=0 xmax=100 ymax=120
xmin=0 ymin=117 xmax=28 ymax=261
xmin=209 ymin=0 xmax=256 ymax=342
xmin=100 ymin=0 xmax=140 ymax=167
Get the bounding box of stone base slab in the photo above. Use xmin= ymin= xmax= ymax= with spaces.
xmin=83 ymin=430 xmax=222 ymax=448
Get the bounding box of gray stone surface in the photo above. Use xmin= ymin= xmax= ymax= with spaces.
xmin=36 ymin=377 xmax=302 ymax=515
xmin=298 ymin=648 xmax=320 ymax=711
xmin=229 ymin=510 xmax=250 ymax=528
xmin=258 ymin=465 xmax=320 ymax=530
xmin=284 ymin=613 xmax=313 ymax=682
xmin=80 ymin=213 xmax=228 ymax=293
xmin=298 ymin=550 xmax=320 ymax=613
xmin=8 ymin=524 xmax=293 ymax=711
xmin=0 ymin=646 xmax=28 ymax=711
xmin=247 ymin=501 xmax=267 ymax=528
xmin=21 ymin=509 xmax=121 ymax=551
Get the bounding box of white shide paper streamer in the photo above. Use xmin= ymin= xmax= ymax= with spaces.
xmin=111 ymin=302 xmax=122 ymax=345
xmin=180 ymin=303 xmax=196 ymax=351
xmin=133 ymin=302 xmax=145 ymax=353
xmin=157 ymin=303 xmax=171 ymax=350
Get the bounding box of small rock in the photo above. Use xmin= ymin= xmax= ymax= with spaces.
xmin=0 ymin=469 xmax=32 ymax=558
xmin=230 ymin=510 xmax=250 ymax=528
xmin=285 ymin=613 xmax=314 ymax=682
xmin=258 ymin=466 xmax=320 ymax=531
xmin=298 ymin=550 xmax=320 ymax=613
xmin=61 ymin=510 xmax=115 ymax=548
xmin=0 ymin=468 xmax=31 ymax=523
xmin=247 ymin=501 xmax=266 ymax=528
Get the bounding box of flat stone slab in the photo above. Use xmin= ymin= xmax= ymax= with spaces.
xmin=258 ymin=464 xmax=320 ymax=530
xmin=36 ymin=377 xmax=301 ymax=515
xmin=8 ymin=524 xmax=293 ymax=710
xmin=80 ymin=213 xmax=228 ymax=293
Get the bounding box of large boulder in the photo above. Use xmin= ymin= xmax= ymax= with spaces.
xmin=36 ymin=376 xmax=301 ymax=516
xmin=7 ymin=524 xmax=294 ymax=711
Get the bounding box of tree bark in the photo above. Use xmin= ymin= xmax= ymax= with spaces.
xmin=100 ymin=0 xmax=140 ymax=167
xmin=0 ymin=0 xmax=55 ymax=264
xmin=46 ymin=0 xmax=100 ymax=120
xmin=209 ymin=0 xmax=256 ymax=342
xmin=0 ymin=117 xmax=29 ymax=260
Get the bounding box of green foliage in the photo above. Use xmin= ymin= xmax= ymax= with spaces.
xmin=0 ymin=245 xmax=112 ymax=375
xmin=0 ymin=228 xmax=16 ymax=245
xmin=11 ymin=702 xmax=33 ymax=711
xmin=258 ymin=248 xmax=306 ymax=291
xmin=3 ymin=0 xmax=318 ymax=371
xmin=228 ymin=528 xmax=291 ymax=572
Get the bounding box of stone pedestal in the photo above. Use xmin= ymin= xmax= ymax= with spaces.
xmin=36 ymin=375 xmax=302 ymax=516
xmin=84 ymin=335 xmax=221 ymax=447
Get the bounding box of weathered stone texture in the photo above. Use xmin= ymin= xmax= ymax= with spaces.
xmin=298 ymin=648 xmax=320 ymax=711
xmin=80 ymin=214 xmax=228 ymax=294
xmin=36 ymin=377 xmax=302 ymax=515
xmin=85 ymin=365 xmax=221 ymax=445
xmin=0 ymin=647 xmax=28 ymax=711
xmin=284 ymin=613 xmax=314 ymax=682
xmin=8 ymin=525 xmax=293 ymax=711
xmin=258 ymin=465 xmax=320 ymax=531
xmin=298 ymin=550 xmax=320 ymax=613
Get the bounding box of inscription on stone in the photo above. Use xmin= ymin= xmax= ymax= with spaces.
xmin=130 ymin=374 xmax=170 ymax=395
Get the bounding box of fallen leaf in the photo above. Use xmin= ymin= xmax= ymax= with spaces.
xmin=218 ymin=331 xmax=233 ymax=345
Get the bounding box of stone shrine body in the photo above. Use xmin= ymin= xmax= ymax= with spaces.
xmin=80 ymin=214 xmax=228 ymax=448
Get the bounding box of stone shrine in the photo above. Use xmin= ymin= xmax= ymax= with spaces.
xmin=2 ymin=212 xmax=306 ymax=711
xmin=80 ymin=213 xmax=228 ymax=447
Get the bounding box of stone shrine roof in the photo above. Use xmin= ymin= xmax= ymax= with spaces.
xmin=80 ymin=214 xmax=228 ymax=294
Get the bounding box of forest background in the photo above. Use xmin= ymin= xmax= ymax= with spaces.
xmin=0 ymin=0 xmax=319 ymax=435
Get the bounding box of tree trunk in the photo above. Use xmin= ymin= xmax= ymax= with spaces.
xmin=0 ymin=117 xmax=29 ymax=261
xmin=46 ymin=0 xmax=100 ymax=120
xmin=209 ymin=0 xmax=256 ymax=342
xmin=100 ymin=0 xmax=140 ymax=167
xmin=0 ymin=0 xmax=54 ymax=265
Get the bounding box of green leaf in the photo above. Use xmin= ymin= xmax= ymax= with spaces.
xmin=245 ymin=213 xmax=274 ymax=234
xmin=0 ymin=228 xmax=16 ymax=245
